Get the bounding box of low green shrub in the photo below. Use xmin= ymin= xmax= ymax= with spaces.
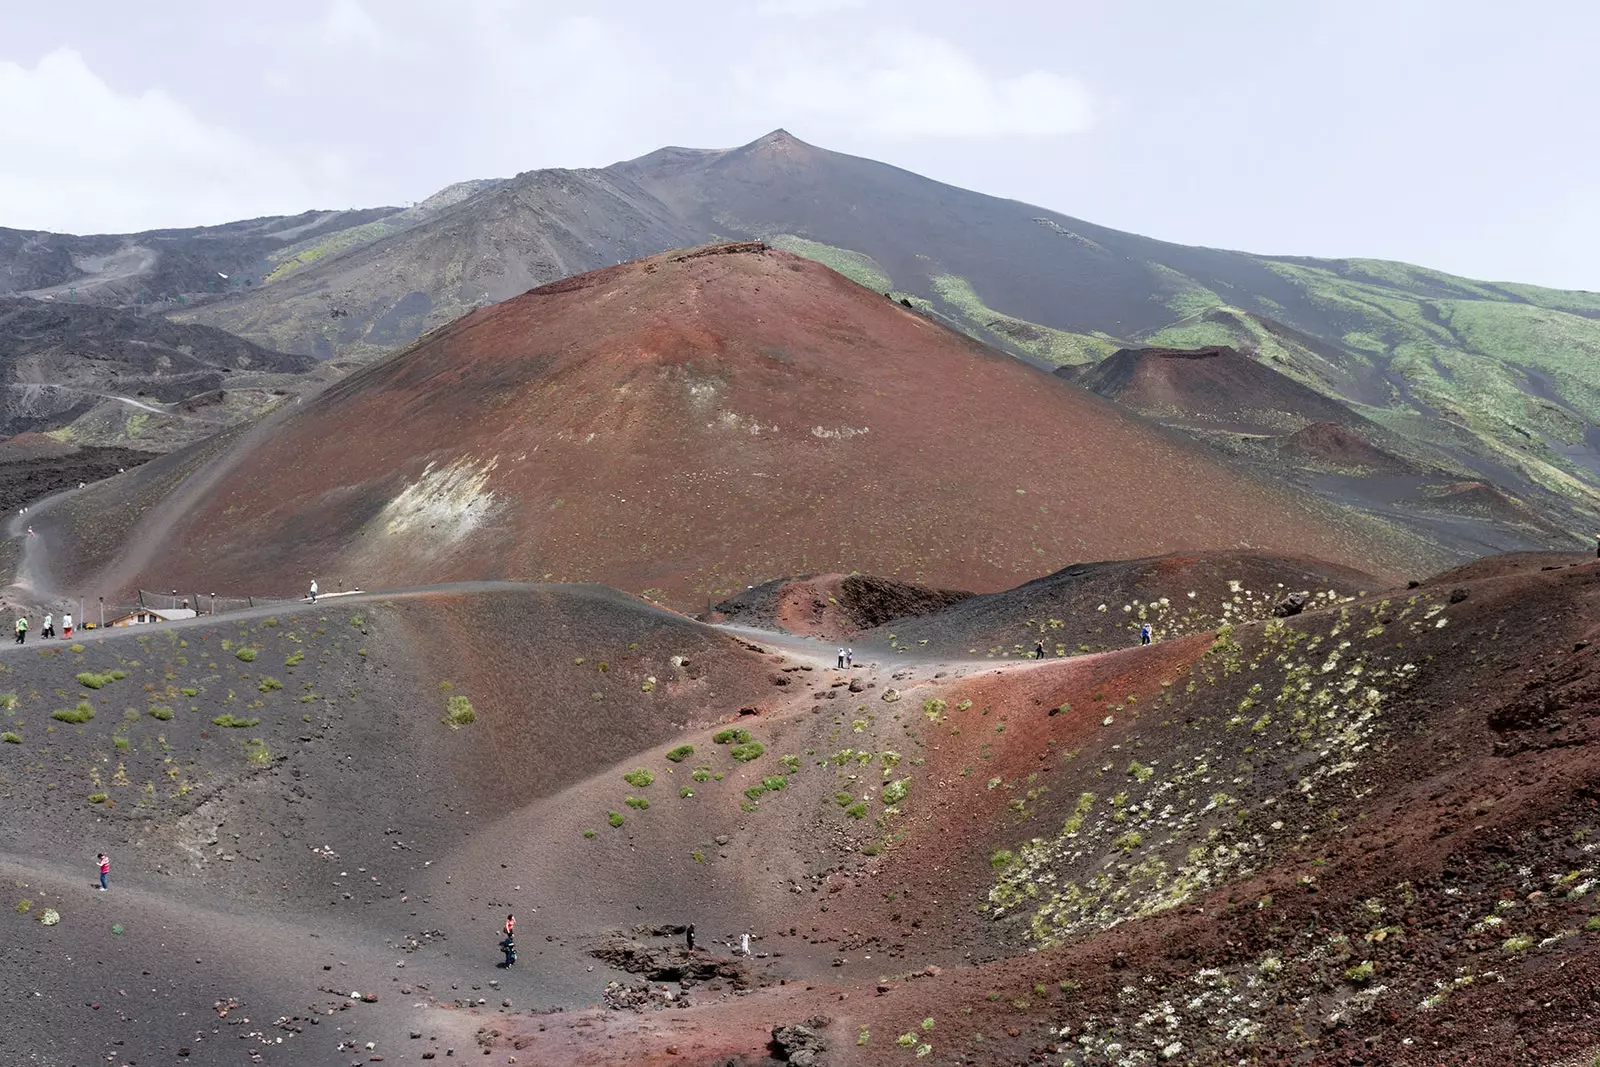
xmin=234 ymin=648 xmax=257 ymax=662
xmin=258 ymin=677 xmax=283 ymax=692
xmin=730 ymin=741 xmax=765 ymax=762
xmin=607 ymin=810 xmax=625 ymax=828
xmin=622 ymin=767 xmax=655 ymax=787
xmin=76 ymin=672 xmax=108 ymax=689
xmin=666 ymin=744 xmax=695 ymax=763
xmin=149 ymin=706 xmax=173 ymax=721
xmin=624 ymin=796 xmax=650 ymax=810
xmin=211 ymin=713 xmax=259 ymax=728
xmin=443 ymin=695 xmax=475 ymax=727
xmin=0 ymin=731 xmax=20 ymax=744
xmin=52 ymin=702 xmax=95 ymax=724
xmin=713 ymin=727 xmax=750 ymax=745
xmin=88 ymin=793 xmax=108 ymax=804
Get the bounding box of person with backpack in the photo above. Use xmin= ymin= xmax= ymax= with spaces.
xmin=14 ymin=616 xmax=26 ymax=644
xmin=500 ymin=914 xmax=516 ymax=967
xmin=42 ymin=612 xmax=53 ymax=639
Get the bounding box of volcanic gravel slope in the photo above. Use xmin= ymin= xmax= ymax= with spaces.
xmin=1068 ymin=345 xmax=1377 ymax=436
xmin=46 ymin=243 xmax=1434 ymax=611
xmin=3 ymin=552 xmax=1600 ymax=1065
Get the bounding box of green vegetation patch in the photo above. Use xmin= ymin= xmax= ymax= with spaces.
xmin=212 ymin=713 xmax=259 ymax=728
xmin=52 ymin=702 xmax=95 ymax=724
xmin=768 ymin=235 xmax=893 ymax=292
xmin=234 ymin=648 xmax=257 ymax=663
xmin=624 ymin=796 xmax=650 ymax=810
xmin=622 ymin=767 xmax=655 ymax=788
xmin=730 ymin=741 xmax=765 ymax=762
xmin=713 ymin=727 xmax=750 ymax=745
xmin=443 ymin=695 xmax=475 ymax=727
xmin=665 ymin=744 xmax=695 ymax=763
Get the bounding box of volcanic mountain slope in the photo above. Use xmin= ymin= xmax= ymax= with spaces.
xmin=159 ymin=130 xmax=1600 ymax=534
xmin=1066 ymin=345 xmax=1586 ymax=556
xmin=1066 ymin=345 xmax=1375 ymax=436
xmin=40 ymin=244 xmax=1437 ymax=610
xmin=5 ymin=555 xmax=1600 ymax=1066
xmin=0 ymin=297 xmax=320 ymax=449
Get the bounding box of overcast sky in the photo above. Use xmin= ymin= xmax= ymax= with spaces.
xmin=3 ymin=0 xmax=1597 ymax=288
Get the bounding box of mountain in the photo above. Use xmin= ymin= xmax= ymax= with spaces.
xmin=12 ymin=130 xmax=1598 ymax=539
xmin=34 ymin=244 xmax=1432 ymax=609
xmin=0 ymin=298 xmax=316 ymax=450
xmin=141 ymin=129 xmax=1596 ymax=539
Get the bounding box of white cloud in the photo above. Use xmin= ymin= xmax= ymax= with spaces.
xmin=0 ymin=49 xmax=357 ymax=233
xmin=756 ymin=0 xmax=869 ymax=16
xmin=318 ymin=0 xmax=411 ymax=58
xmin=733 ymin=32 xmax=1094 ymax=139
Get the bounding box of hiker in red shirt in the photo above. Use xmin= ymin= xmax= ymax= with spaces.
xmin=97 ymin=853 xmax=109 ymax=891
xmin=500 ymin=914 xmax=516 ymax=967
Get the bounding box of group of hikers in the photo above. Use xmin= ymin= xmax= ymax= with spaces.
xmin=13 ymin=610 xmax=73 ymax=644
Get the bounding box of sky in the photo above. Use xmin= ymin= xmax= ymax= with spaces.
xmin=3 ymin=0 xmax=1597 ymax=289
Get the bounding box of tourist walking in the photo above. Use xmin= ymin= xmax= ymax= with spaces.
xmin=309 ymin=578 xmax=318 ymax=604
xmin=845 ymin=648 xmax=854 ymax=668
xmin=97 ymin=853 xmax=109 ymax=891
xmin=836 ymin=647 xmax=846 ymax=669
xmin=1140 ymin=623 xmax=1152 ymax=646
xmin=14 ymin=616 xmax=26 ymax=644
xmin=1035 ymin=639 xmax=1046 ymax=660
xmin=42 ymin=612 xmax=53 ymax=639
xmin=63 ymin=612 xmax=73 ymax=639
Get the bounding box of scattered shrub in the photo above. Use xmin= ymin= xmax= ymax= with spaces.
xmin=234 ymin=648 xmax=257 ymax=662
xmin=713 ymin=727 xmax=750 ymax=745
xmin=1344 ymin=960 xmax=1375 ymax=983
xmin=180 ymin=687 xmax=198 ymax=697
xmin=14 ymin=899 xmax=31 ymax=914
xmin=76 ymin=672 xmax=108 ymax=689
xmin=244 ymin=740 xmax=271 ymax=766
xmin=211 ymin=714 xmax=259 ymax=728
xmin=834 ymin=792 xmax=854 ymax=807
xmin=679 ymin=786 xmax=694 ymax=798
xmin=730 ymin=741 xmax=765 ymax=762
xmin=0 ymin=731 xmax=20 ymax=744
xmin=845 ymin=801 xmax=869 ymax=819
xmin=761 ymin=775 xmax=787 ymax=792
xmin=582 ymin=829 xmax=596 ymax=839
xmin=690 ymin=767 xmax=712 ymax=782
xmin=607 ymin=810 xmax=625 ymax=828
xmin=882 ymin=778 xmax=910 ymax=805
xmin=258 ymin=677 xmax=283 ymax=692
xmin=113 ymin=736 xmax=129 ymax=751
xmin=1502 ymin=935 xmax=1534 ymax=954
xmin=149 ymin=706 xmax=173 ymax=721
xmin=624 ymin=796 xmax=650 ymax=810
xmin=0 ymin=693 xmax=15 ymax=710
xmin=622 ymin=768 xmax=655 ymax=788
xmin=285 ymin=651 xmax=304 ymax=667
xmin=443 ymin=695 xmax=475 ymax=727
xmin=666 ymin=744 xmax=695 ymax=763
xmin=989 ymin=849 xmax=1015 ymax=870
xmin=88 ymin=793 xmax=108 ymax=804
xmin=69 ymin=644 xmax=84 ymax=653
xmin=52 ymin=702 xmax=95 ymax=724
xmin=744 ymin=784 xmax=767 ymax=801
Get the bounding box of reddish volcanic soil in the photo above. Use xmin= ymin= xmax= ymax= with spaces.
xmin=45 ymin=244 xmax=1429 ymax=609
